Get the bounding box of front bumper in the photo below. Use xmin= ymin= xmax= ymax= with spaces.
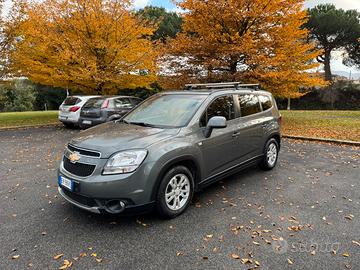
xmin=58 ymin=187 xmax=101 ymax=213
xmin=58 ymin=156 xmax=157 ymax=214
xmin=58 ymin=186 xmax=155 ymax=215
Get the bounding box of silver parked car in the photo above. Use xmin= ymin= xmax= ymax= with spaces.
xmin=58 ymin=82 xmax=281 ymax=218
xmin=58 ymin=96 xmax=99 ymax=127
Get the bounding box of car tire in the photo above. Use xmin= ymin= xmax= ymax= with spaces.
xmin=63 ymin=122 xmax=74 ymax=128
xmin=259 ymin=138 xmax=279 ymax=171
xmin=156 ymin=165 xmax=194 ymax=219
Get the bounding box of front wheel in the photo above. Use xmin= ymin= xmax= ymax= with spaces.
xmin=156 ymin=165 xmax=194 ymax=219
xmin=259 ymin=138 xmax=279 ymax=171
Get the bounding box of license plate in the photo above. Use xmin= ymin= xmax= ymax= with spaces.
xmin=59 ymin=175 xmax=73 ymax=191
xmin=83 ymin=120 xmax=92 ymax=125
xmin=59 ymin=116 xmax=67 ymax=120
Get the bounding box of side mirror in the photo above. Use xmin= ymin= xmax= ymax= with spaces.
xmin=203 ymin=116 xmax=227 ymax=138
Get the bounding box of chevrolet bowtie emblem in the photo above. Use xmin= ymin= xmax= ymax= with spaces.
xmin=69 ymin=151 xmax=80 ymax=163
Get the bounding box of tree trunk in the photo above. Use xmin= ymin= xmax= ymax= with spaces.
xmin=287 ymin=97 xmax=291 ymax=110
xmin=95 ymin=83 xmax=104 ymax=95
xmin=229 ymin=61 xmax=237 ymax=74
xmin=324 ymin=50 xmax=332 ymax=81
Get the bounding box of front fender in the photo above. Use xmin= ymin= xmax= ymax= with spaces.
xmin=145 ymin=141 xmax=203 ymax=201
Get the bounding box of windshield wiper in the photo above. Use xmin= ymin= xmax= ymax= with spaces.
xmin=127 ymin=121 xmax=156 ymax=128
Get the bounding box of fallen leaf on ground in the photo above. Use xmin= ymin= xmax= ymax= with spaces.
xmin=231 ymin=254 xmax=240 ymax=259
xmin=352 ymin=240 xmax=360 ymax=247
xmin=241 ymin=258 xmax=252 ymax=264
xmin=53 ymin=254 xmax=64 ymax=260
xmin=287 ymin=258 xmax=294 ymax=265
xmin=59 ymin=259 xmax=72 ymax=269
xmin=343 ymin=252 xmax=350 ymax=257
xmin=345 ymin=214 xmax=354 ymax=220
xmin=95 ymin=258 xmax=102 ymax=263
xmin=12 ymin=255 xmax=20 ymax=260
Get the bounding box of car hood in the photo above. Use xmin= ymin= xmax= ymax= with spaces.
xmin=70 ymin=122 xmax=180 ymax=158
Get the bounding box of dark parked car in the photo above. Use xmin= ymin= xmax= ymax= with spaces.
xmin=79 ymin=96 xmax=142 ymax=128
xmin=58 ymin=82 xmax=281 ymax=218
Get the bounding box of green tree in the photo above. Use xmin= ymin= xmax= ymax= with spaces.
xmin=137 ymin=6 xmax=182 ymax=42
xmin=0 ymin=79 xmax=36 ymax=112
xmin=306 ymin=4 xmax=360 ymax=81
xmin=344 ymin=40 xmax=360 ymax=69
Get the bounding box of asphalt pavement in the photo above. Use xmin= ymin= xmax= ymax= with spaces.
xmin=0 ymin=126 xmax=359 ymax=270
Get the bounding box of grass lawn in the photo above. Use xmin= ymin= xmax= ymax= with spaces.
xmin=0 ymin=111 xmax=59 ymax=128
xmin=0 ymin=110 xmax=359 ymax=142
xmin=280 ymin=110 xmax=360 ymax=142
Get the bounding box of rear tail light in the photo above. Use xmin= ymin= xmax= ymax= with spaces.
xmin=101 ymin=99 xmax=109 ymax=109
xmin=69 ymin=106 xmax=80 ymax=112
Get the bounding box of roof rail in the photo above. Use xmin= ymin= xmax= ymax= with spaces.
xmin=185 ymin=82 xmax=260 ymax=90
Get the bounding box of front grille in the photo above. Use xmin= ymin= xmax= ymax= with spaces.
xmin=63 ymin=157 xmax=96 ymax=177
xmin=68 ymin=144 xmax=100 ymax=158
xmin=62 ymin=188 xmax=97 ymax=207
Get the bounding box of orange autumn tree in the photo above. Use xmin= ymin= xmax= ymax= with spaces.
xmin=164 ymin=0 xmax=325 ymax=97
xmin=9 ymin=0 xmax=157 ymax=94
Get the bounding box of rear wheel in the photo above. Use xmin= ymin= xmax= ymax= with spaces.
xmin=62 ymin=122 xmax=74 ymax=128
xmin=259 ymin=138 xmax=279 ymax=170
xmin=156 ymin=165 xmax=194 ymax=219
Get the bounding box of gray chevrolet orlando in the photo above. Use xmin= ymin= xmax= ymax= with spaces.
xmin=58 ymin=82 xmax=281 ymax=218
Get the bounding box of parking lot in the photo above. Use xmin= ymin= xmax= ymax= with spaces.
xmin=1 ymin=126 xmax=359 ymax=270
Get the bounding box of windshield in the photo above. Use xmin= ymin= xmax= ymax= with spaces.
xmin=123 ymin=94 xmax=207 ymax=128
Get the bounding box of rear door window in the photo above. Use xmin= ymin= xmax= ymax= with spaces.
xmin=258 ymin=95 xmax=272 ymax=111
xmin=200 ymin=95 xmax=235 ymax=127
xmin=63 ymin=97 xmax=80 ymax=106
xmin=237 ymin=94 xmax=261 ymax=117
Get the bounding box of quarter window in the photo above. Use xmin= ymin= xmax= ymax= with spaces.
xmin=200 ymin=95 xmax=235 ymax=127
xmin=258 ymin=95 xmax=272 ymax=111
xmin=237 ymin=94 xmax=261 ymax=117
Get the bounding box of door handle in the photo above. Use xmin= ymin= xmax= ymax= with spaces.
xmin=232 ymin=131 xmax=241 ymax=137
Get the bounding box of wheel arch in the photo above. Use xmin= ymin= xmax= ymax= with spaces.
xmin=266 ymin=132 xmax=281 ymax=151
xmin=150 ymin=155 xmax=201 ymax=201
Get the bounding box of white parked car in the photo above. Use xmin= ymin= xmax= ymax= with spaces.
xmin=59 ymin=96 xmax=99 ymax=127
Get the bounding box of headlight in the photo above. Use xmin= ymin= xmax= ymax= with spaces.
xmin=103 ymin=150 xmax=147 ymax=175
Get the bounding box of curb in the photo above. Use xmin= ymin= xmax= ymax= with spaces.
xmin=0 ymin=122 xmax=62 ymax=131
xmin=283 ymin=135 xmax=360 ymax=146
